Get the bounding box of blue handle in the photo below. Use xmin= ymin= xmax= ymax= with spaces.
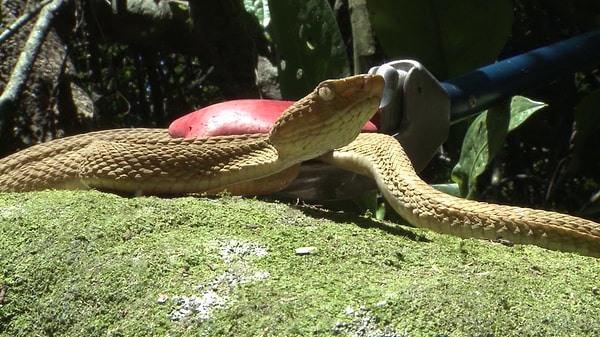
xmin=442 ymin=30 xmax=600 ymax=122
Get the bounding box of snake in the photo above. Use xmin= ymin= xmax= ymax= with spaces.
xmin=0 ymin=74 xmax=599 ymax=257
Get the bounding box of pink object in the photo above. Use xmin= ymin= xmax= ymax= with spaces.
xmin=168 ymin=99 xmax=378 ymax=138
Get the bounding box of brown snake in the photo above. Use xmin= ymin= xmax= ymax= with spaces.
xmin=0 ymin=74 xmax=599 ymax=257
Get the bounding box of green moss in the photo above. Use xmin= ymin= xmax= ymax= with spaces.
xmin=0 ymin=190 xmax=599 ymax=336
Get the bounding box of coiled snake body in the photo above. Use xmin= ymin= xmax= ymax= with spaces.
xmin=1 ymin=74 xmax=599 ymax=257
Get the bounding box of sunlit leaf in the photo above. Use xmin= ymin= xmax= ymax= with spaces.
xmin=452 ymin=96 xmax=547 ymax=198
xmin=268 ymin=0 xmax=350 ymax=99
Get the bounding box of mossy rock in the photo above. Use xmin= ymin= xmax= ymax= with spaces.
xmin=0 ymin=191 xmax=598 ymax=336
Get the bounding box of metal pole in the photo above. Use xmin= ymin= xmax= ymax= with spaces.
xmin=442 ymin=30 xmax=600 ymax=122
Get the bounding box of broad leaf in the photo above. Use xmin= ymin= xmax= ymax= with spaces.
xmin=268 ymin=0 xmax=350 ymax=99
xmin=368 ymin=0 xmax=512 ymax=79
xmin=452 ymin=96 xmax=548 ymax=198
xmin=431 ymin=183 xmax=461 ymax=197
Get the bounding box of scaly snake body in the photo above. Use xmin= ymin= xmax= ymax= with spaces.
xmin=1 ymin=74 xmax=599 ymax=257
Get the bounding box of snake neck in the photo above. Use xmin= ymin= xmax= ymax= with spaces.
xmin=321 ymin=133 xmax=600 ymax=257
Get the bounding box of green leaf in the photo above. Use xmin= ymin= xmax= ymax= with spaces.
xmin=368 ymin=0 xmax=512 ymax=78
xmin=507 ymin=96 xmax=549 ymax=130
xmin=268 ymin=0 xmax=350 ymax=99
xmin=431 ymin=183 xmax=461 ymax=197
xmin=451 ymin=96 xmax=548 ymax=198
xmin=244 ymin=0 xmax=271 ymax=29
xmin=353 ymin=192 xmax=386 ymax=220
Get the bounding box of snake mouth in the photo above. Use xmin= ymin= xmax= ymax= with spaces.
xmin=339 ymin=74 xmax=385 ymax=101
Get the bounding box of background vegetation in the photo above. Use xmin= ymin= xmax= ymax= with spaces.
xmin=1 ymin=1 xmax=600 ymax=336
xmin=0 ymin=0 xmax=599 ymax=213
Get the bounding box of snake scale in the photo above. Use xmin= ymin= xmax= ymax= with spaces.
xmin=0 ymin=74 xmax=599 ymax=257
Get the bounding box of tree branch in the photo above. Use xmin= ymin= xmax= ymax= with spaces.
xmin=0 ymin=0 xmax=67 ymax=135
xmin=0 ymin=0 xmax=53 ymax=44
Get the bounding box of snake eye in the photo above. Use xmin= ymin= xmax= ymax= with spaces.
xmin=317 ymin=85 xmax=335 ymax=101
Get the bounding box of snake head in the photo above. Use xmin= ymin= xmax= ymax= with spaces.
xmin=269 ymin=74 xmax=384 ymax=161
